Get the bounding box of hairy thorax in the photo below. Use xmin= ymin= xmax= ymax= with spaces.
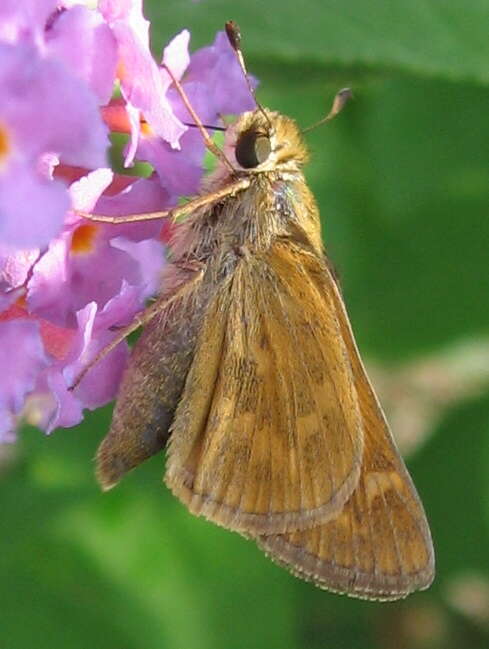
xmin=170 ymin=170 xmax=321 ymax=282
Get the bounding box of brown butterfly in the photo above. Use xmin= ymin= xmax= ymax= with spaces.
xmin=77 ymin=22 xmax=434 ymax=600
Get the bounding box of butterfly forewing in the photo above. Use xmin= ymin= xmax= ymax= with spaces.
xmin=165 ymin=243 xmax=364 ymax=535
xmin=257 ymin=261 xmax=435 ymax=600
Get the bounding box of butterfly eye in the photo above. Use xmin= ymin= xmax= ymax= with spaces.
xmin=235 ymin=130 xmax=272 ymax=168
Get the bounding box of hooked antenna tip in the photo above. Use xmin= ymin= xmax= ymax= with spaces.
xmin=302 ymin=87 xmax=353 ymax=134
xmin=329 ymin=88 xmax=353 ymax=120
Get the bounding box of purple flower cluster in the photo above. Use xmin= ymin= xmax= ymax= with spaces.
xmin=0 ymin=0 xmax=255 ymax=442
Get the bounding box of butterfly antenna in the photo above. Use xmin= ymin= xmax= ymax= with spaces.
xmin=225 ymin=20 xmax=273 ymax=130
xmin=302 ymin=88 xmax=353 ymax=133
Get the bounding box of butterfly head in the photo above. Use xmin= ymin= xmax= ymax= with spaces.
xmin=227 ymin=108 xmax=309 ymax=174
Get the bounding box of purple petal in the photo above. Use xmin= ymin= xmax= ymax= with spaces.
xmin=0 ymin=319 xmax=48 ymax=441
xmin=62 ymin=300 xmax=129 ymax=411
xmin=0 ymin=42 xmax=108 ymax=168
xmin=70 ymin=167 xmax=114 ymax=213
xmin=0 ymin=0 xmax=56 ymax=46
xmin=111 ymin=238 xmax=165 ymax=299
xmin=94 ymin=279 xmax=141 ymax=330
xmin=74 ymin=326 xmax=128 ymax=409
xmin=42 ymin=369 xmax=83 ymax=432
xmin=0 ymin=287 xmax=23 ymax=312
xmin=99 ymin=0 xmax=148 ymax=36
xmin=28 ymin=229 xmax=140 ymax=328
xmin=45 ymin=4 xmax=118 ymax=105
xmin=137 ymin=128 xmax=205 ymax=196
xmin=167 ymin=79 xmax=223 ymax=127
xmin=0 ymin=160 xmax=70 ymax=249
xmin=26 ymin=234 xmax=70 ymax=325
xmin=0 ymin=245 xmax=40 ymax=290
xmin=186 ymin=31 xmax=256 ymax=116
xmin=123 ymin=102 xmax=141 ymax=167
xmin=112 ymin=22 xmax=186 ymax=148
xmin=99 ymin=4 xmax=188 ymax=150
xmin=33 ymin=281 xmax=142 ymax=433
xmin=0 ymin=39 xmax=108 ymax=249
xmin=28 ymin=169 xmax=166 ymax=327
xmin=92 ymin=175 xmax=172 ymax=241
xmin=160 ymin=29 xmax=190 ymax=91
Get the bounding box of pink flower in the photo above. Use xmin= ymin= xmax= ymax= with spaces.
xmin=0 ymin=318 xmax=48 ymax=441
xmin=100 ymin=0 xmax=186 ymax=160
xmin=0 ymin=0 xmax=257 ymax=442
xmin=0 ymin=41 xmax=108 ymax=248
xmin=27 ymin=169 xmax=166 ymax=327
xmin=45 ymin=4 xmax=118 ymax=104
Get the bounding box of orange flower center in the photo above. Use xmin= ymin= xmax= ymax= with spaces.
xmin=71 ymin=224 xmax=98 ymax=254
xmin=116 ymin=60 xmax=127 ymax=81
xmin=141 ymin=120 xmax=153 ymax=136
xmin=0 ymin=123 xmax=11 ymax=166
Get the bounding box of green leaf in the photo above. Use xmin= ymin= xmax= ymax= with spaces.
xmin=150 ymin=0 xmax=489 ymax=85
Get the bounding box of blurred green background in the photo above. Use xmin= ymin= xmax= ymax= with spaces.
xmin=3 ymin=1 xmax=489 ymax=648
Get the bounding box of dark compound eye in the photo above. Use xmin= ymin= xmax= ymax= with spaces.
xmin=235 ymin=130 xmax=272 ymax=168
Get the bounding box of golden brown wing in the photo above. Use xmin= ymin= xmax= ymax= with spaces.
xmin=165 ymin=243 xmax=364 ymax=535
xmin=258 ymin=262 xmax=435 ymax=600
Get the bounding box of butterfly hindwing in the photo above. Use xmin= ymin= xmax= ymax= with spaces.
xmin=257 ymin=261 xmax=435 ymax=599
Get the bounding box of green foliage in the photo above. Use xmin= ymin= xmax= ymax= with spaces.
xmin=3 ymin=1 xmax=489 ymax=648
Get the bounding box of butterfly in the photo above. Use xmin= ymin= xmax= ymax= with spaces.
xmin=77 ymin=21 xmax=435 ymax=601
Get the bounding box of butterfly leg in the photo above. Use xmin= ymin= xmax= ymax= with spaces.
xmin=68 ymin=300 xmax=166 ymax=392
xmin=75 ymin=177 xmax=250 ymax=224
